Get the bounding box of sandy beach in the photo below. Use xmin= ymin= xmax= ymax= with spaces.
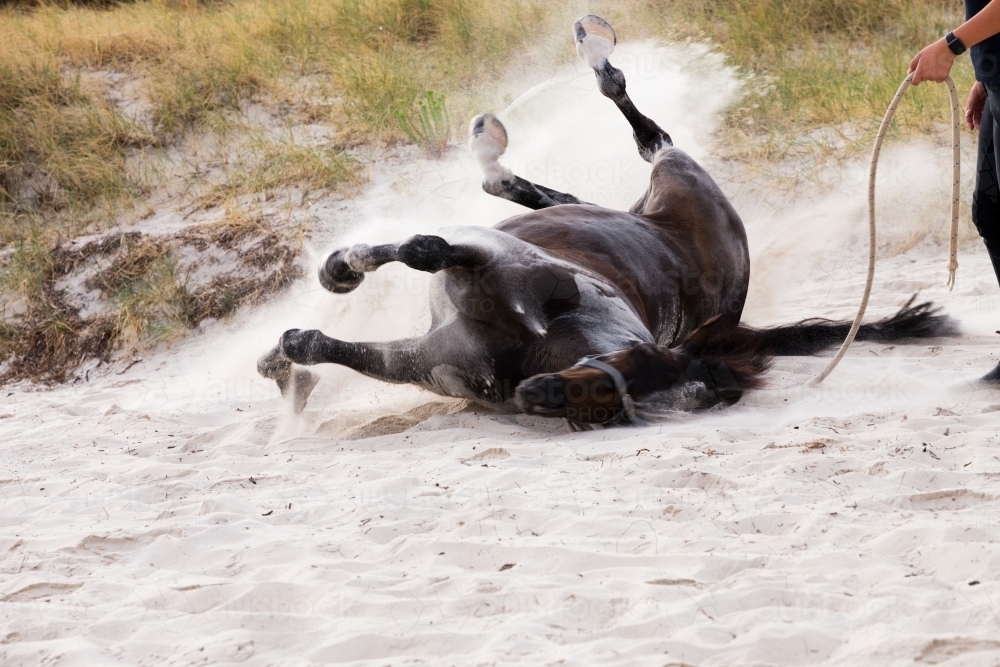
xmin=2 ymin=41 xmax=1000 ymax=666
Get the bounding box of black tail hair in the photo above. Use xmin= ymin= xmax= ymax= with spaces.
xmin=707 ymin=296 xmax=959 ymax=357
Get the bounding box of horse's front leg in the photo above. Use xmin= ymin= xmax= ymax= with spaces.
xmin=319 ymin=235 xmax=484 ymax=293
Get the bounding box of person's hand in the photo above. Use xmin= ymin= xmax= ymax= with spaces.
xmin=967 ymin=81 xmax=988 ymax=130
xmin=909 ymin=38 xmax=958 ymax=84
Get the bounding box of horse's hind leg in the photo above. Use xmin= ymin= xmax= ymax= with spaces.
xmin=469 ymin=113 xmax=589 ymax=210
xmin=318 ymin=233 xmax=485 ymax=293
xmin=574 ymin=15 xmax=672 ymax=163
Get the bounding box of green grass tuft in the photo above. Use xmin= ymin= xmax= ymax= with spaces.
xmin=395 ymin=89 xmax=451 ymax=156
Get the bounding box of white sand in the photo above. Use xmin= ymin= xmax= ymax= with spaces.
xmin=3 ymin=42 xmax=1000 ymax=666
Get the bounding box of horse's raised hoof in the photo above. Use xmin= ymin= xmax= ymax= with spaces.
xmin=469 ymin=113 xmax=510 ymax=176
xmin=469 ymin=113 xmax=507 ymax=153
xmin=319 ymin=248 xmax=365 ymax=294
xmin=280 ymin=328 xmax=324 ymax=366
xmin=574 ymin=14 xmax=616 ymax=69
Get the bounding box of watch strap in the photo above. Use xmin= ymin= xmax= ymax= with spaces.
xmin=946 ymin=31 xmax=967 ymax=56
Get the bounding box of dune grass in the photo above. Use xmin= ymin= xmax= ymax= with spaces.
xmin=602 ymin=0 xmax=972 ymax=160
xmin=0 ymin=0 xmax=975 ymax=380
xmin=200 ymin=135 xmax=361 ymax=208
xmin=0 ymin=0 xmax=968 ymax=213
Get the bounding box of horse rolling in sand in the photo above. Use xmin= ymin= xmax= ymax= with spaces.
xmin=258 ymin=15 xmax=955 ymax=427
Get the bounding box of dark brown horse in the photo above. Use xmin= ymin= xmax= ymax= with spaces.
xmin=258 ymin=15 xmax=955 ymax=426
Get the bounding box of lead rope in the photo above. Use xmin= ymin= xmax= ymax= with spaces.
xmin=812 ymin=73 xmax=961 ymax=385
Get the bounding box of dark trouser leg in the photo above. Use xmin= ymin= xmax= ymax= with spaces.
xmin=973 ymin=84 xmax=1000 ymax=382
xmin=974 ymin=84 xmax=1000 ymax=283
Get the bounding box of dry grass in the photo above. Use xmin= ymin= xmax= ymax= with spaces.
xmin=0 ymin=210 xmax=303 ymax=383
xmin=1 ymin=0 xmax=550 ymax=384
xmin=0 ymin=0 xmax=970 ymax=185
xmin=0 ymin=0 xmax=976 ymax=383
xmin=0 ymin=51 xmax=156 ymax=213
xmin=603 ymin=0 xmax=972 ymax=159
xmin=1 ymin=0 xmax=548 ymax=143
xmin=200 ymin=136 xmax=361 ymax=208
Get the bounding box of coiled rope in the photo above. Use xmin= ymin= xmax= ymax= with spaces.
xmin=812 ymin=73 xmax=961 ymax=385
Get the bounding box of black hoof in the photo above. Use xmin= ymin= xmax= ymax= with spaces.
xmin=319 ymin=248 xmax=365 ymax=294
xmin=280 ymin=329 xmax=325 ymax=366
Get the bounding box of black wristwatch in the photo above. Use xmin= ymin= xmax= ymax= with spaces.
xmin=946 ymin=31 xmax=967 ymax=55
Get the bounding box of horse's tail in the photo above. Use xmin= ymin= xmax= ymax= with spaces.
xmin=709 ymin=296 xmax=959 ymax=357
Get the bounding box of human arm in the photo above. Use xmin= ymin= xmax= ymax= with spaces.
xmin=967 ymin=81 xmax=987 ymax=129
xmin=910 ymin=0 xmax=1000 ymax=85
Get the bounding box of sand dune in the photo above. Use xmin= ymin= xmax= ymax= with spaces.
xmin=3 ymin=41 xmax=1000 ymax=666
